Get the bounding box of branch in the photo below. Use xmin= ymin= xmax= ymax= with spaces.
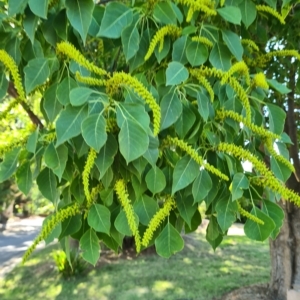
xmin=7 ymin=82 xmax=44 ymax=129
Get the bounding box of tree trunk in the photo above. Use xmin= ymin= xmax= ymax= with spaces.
xmin=269 ymin=62 xmax=300 ymax=298
xmin=269 ymin=175 xmax=300 ymax=299
xmin=268 ymin=60 xmax=300 ymax=300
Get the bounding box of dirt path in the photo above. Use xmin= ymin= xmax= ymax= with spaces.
xmin=0 ymin=217 xmax=44 ymax=278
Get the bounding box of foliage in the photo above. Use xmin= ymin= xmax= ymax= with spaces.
xmin=51 ymin=249 xmax=86 ymax=278
xmin=0 ymin=0 xmax=299 ymax=265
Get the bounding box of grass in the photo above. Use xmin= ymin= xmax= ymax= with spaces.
xmin=0 ymin=228 xmax=270 ymax=300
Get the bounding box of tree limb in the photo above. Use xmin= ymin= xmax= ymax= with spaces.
xmin=7 ymin=82 xmax=44 ymax=129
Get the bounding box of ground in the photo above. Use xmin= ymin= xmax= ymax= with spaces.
xmin=0 ymin=216 xmax=44 ymax=278
xmin=0 ymin=219 xmax=270 ymax=300
xmin=216 ymin=284 xmax=270 ymax=300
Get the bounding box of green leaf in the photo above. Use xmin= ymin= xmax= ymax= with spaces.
xmin=44 ymin=143 xmax=68 ymax=181
xmin=72 ymin=135 xmax=89 ymax=158
xmin=267 ymin=79 xmax=291 ymax=94
xmin=118 ymin=119 xmax=149 ymax=163
xmin=244 ymin=207 xmax=276 ymax=241
xmin=70 ymin=87 xmax=96 ymax=107
xmin=270 ymin=157 xmax=291 ymax=182
xmin=128 ymin=29 xmax=151 ymax=72
xmin=116 ymin=104 xmax=149 ymax=163
xmin=23 ymin=39 xmax=44 ymax=61
xmin=100 ymin=188 xmax=114 ymax=206
xmin=28 ymin=0 xmax=48 ymax=19
xmin=80 ymin=228 xmax=100 ymax=266
xmin=36 ymin=167 xmax=58 ymax=203
xmin=217 ymin=6 xmax=241 ymax=25
xmin=186 ymin=41 xmax=208 ymax=67
xmin=176 ymin=194 xmax=197 ymax=229
xmin=185 ymin=209 xmax=202 ymax=234
xmin=56 ymin=104 xmax=89 ymax=146
xmin=239 ymin=0 xmax=257 ymax=28
xmin=121 ymin=23 xmax=140 ymax=61
xmin=95 ymin=134 xmax=118 ymax=179
xmin=98 ymin=2 xmax=133 ymax=38
xmin=0 ymin=148 xmax=20 ymax=183
xmin=160 ymin=89 xmax=182 ymax=130
xmin=82 ymin=114 xmax=107 ymax=152
xmin=8 ymin=0 xmax=28 ymax=16
xmin=101 ymin=167 xmax=113 ymax=189
xmin=47 ymin=56 xmax=59 ymax=76
xmin=88 ymin=204 xmax=111 ymax=235
xmin=26 ymin=128 xmax=39 ymax=153
xmin=60 ymin=214 xmax=82 ymax=239
xmin=172 ymin=36 xmax=189 ymax=64
xmin=216 ymin=197 xmax=238 ymax=232
xmin=88 ymin=6 xmax=104 ymax=37
xmin=265 ymin=0 xmax=277 ymax=8
xmin=262 ymin=200 xmax=284 ymax=239
xmin=222 ymin=30 xmax=243 ymax=61
xmin=57 ymin=76 xmax=78 ymax=106
xmin=153 ymin=1 xmax=177 ymax=25
xmin=132 ymin=157 xmax=148 ymax=179
xmin=24 ymin=58 xmax=50 ymax=94
xmin=206 ymin=232 xmax=223 ymax=251
xmin=209 ymin=43 xmax=232 ymax=71
xmin=145 ymin=166 xmax=166 ymax=194
xmin=0 ymin=72 xmax=8 ymax=100
xmin=155 ymin=36 xmax=171 ymax=63
xmin=143 ymin=148 xmax=159 ymax=167
xmin=43 ymin=83 xmax=63 ymax=122
xmin=166 ymin=62 xmax=189 ymax=86
xmin=174 ymin=104 xmax=196 ymax=138
xmin=114 ymin=210 xmax=139 ymax=237
xmin=5 ymin=37 xmax=21 ymax=65
xmin=16 ymin=162 xmax=32 ymax=195
xmin=98 ymin=232 xmax=120 ymax=253
xmin=206 ymin=216 xmax=220 ymax=241
xmin=89 ymin=101 xmax=105 ymax=116
xmin=116 ymin=103 xmax=150 ymax=133
xmin=231 ymin=173 xmax=249 ymax=201
xmin=170 ymin=2 xmax=183 ymax=23
xmin=155 ymin=223 xmax=184 ymax=258
xmin=70 ymin=176 xmax=85 ymax=204
xmin=266 ymin=103 xmax=286 ymax=135
xmin=192 ymin=170 xmax=212 ymax=203
xmin=197 ymin=92 xmax=211 ymax=122
xmin=131 ymin=176 xmax=145 ymax=198
xmin=65 ymin=0 xmax=94 ymax=44
xmin=23 ymin=10 xmax=38 ymax=44
xmin=172 ymin=156 xmax=199 ymax=194
xmin=134 ymin=195 xmax=159 ymax=226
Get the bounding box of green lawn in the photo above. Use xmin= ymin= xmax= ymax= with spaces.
xmin=0 ymin=229 xmax=270 ymax=300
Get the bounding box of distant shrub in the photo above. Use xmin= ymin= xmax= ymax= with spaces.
xmin=52 ymin=250 xmax=86 ymax=278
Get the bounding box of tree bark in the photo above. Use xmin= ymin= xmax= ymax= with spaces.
xmin=268 ymin=182 xmax=300 ymax=299
xmin=268 ymin=62 xmax=300 ymax=299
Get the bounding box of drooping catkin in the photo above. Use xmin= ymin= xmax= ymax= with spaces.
xmin=142 ymin=196 xmax=176 ymax=247
xmin=22 ymin=203 xmax=81 ymax=263
xmin=115 ymin=179 xmax=141 ymax=253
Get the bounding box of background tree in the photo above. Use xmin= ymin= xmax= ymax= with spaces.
xmin=259 ymin=3 xmax=300 ymax=298
xmin=0 ymin=1 xmax=299 ymax=299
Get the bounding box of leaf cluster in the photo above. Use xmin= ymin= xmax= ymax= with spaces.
xmin=0 ymin=0 xmax=299 ymax=264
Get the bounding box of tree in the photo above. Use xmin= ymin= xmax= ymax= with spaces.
xmin=260 ymin=4 xmax=300 ymax=298
xmin=0 ymin=0 xmax=299 ymax=298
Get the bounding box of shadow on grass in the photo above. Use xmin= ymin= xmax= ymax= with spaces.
xmin=0 ymin=230 xmax=270 ymax=300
